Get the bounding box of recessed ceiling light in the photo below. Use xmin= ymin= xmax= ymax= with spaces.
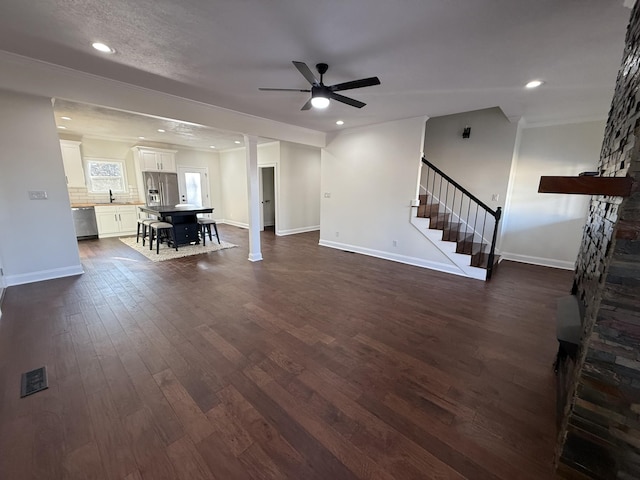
xmin=92 ymin=42 xmax=115 ymax=54
xmin=157 ymin=129 xmax=165 ymax=133
xmin=60 ymin=116 xmax=71 ymax=121
xmin=57 ymin=125 xmax=67 ymax=129
xmin=525 ymin=80 xmax=544 ymax=89
xmin=336 ymin=120 xmax=344 ymax=126
xmin=234 ymin=141 xmax=241 ymax=144
xmin=209 ymin=145 xmax=216 ymax=149
xmin=138 ymin=136 xmax=145 ymax=140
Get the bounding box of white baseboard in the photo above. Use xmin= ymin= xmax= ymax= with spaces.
xmin=318 ymin=239 xmax=470 ymax=278
xmin=248 ymin=252 xmax=263 ymax=262
xmin=98 ymin=230 xmax=136 ymax=239
xmin=220 ymin=222 xmax=319 ymax=237
xmin=221 ymin=219 xmax=249 ymax=229
xmin=4 ymin=264 xmax=84 ymax=286
xmin=277 ymin=225 xmax=320 ymax=236
xmin=500 ymin=252 xmax=575 ymax=270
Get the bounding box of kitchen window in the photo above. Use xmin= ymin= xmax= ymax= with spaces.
xmin=85 ymin=158 xmax=127 ymax=193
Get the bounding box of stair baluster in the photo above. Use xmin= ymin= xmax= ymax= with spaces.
xmin=417 ymin=157 xmax=502 ymax=280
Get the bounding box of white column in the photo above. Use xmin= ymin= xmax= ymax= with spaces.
xmin=244 ymin=134 xmax=263 ymax=262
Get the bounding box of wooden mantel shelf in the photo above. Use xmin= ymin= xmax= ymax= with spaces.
xmin=538 ymin=176 xmax=634 ymax=196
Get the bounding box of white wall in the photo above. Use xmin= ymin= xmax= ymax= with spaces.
xmin=423 ymin=107 xmax=518 ymax=211
xmin=219 ymin=141 xmax=321 ymax=234
xmin=219 ymin=147 xmax=249 ymax=227
xmin=320 ymin=116 xmax=457 ymax=272
xmin=0 ymin=90 xmax=82 ymax=285
xmin=279 ymin=142 xmax=321 ymax=235
xmin=77 ymin=138 xmax=222 ymax=214
xmin=500 ymin=120 xmax=605 ymax=268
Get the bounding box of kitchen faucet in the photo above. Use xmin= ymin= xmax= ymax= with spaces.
xmin=109 ymin=189 xmax=115 ymax=203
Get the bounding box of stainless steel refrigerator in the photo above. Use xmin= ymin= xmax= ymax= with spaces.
xmin=143 ymin=172 xmax=180 ymax=206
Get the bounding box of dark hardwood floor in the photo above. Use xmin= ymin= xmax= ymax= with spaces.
xmin=0 ymin=225 xmax=571 ymax=479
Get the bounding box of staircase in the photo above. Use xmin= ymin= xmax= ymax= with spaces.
xmin=412 ymin=158 xmax=501 ymax=281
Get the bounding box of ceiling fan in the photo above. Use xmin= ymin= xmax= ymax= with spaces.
xmin=259 ymin=61 xmax=381 ymax=110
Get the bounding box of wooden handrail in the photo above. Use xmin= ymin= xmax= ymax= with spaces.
xmin=422 ymin=157 xmax=500 ymax=218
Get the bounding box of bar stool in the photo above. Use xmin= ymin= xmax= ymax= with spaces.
xmin=137 ymin=218 xmax=158 ymax=245
xmin=198 ymin=218 xmax=220 ymax=245
xmin=149 ymin=222 xmax=178 ymax=254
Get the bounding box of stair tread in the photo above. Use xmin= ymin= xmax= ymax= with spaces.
xmin=418 ymin=186 xmax=499 ymax=280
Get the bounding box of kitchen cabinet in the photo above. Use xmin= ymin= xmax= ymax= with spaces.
xmin=60 ymin=140 xmax=86 ymax=187
xmin=132 ymin=146 xmax=177 ymax=172
xmin=94 ymin=205 xmax=138 ymax=238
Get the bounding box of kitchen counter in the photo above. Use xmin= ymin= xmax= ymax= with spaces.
xmin=71 ymin=202 xmax=145 ymax=208
xmin=139 ymin=205 xmax=214 ymax=246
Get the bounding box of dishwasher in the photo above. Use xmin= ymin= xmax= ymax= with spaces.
xmin=71 ymin=206 xmax=99 ymax=240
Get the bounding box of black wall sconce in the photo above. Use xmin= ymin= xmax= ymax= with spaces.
xmin=462 ymin=125 xmax=471 ymax=139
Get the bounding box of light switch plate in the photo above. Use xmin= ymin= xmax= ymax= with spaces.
xmin=28 ymin=191 xmax=48 ymax=200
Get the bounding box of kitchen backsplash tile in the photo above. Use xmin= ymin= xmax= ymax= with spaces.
xmin=68 ymin=186 xmax=141 ymax=204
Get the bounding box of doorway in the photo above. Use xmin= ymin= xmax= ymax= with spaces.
xmin=177 ymin=166 xmax=211 ymax=215
xmin=259 ymin=166 xmax=276 ymax=231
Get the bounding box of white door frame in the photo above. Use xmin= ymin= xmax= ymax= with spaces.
xmin=259 ymin=163 xmax=279 ymax=234
xmin=177 ymin=166 xmax=212 ymax=215
xmin=0 ymin=249 xmax=5 ymax=319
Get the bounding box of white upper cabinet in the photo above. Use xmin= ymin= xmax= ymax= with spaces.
xmin=132 ymin=146 xmax=177 ymax=172
xmin=60 ymin=140 xmax=85 ymax=187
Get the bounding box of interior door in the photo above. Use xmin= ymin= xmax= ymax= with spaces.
xmin=177 ymin=166 xmax=210 ymax=212
xmin=259 ymin=166 xmax=275 ymax=229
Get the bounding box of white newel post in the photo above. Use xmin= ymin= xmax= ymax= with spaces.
xmin=245 ymin=134 xmax=263 ymax=262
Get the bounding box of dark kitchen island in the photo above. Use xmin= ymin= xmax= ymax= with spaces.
xmin=139 ymin=205 xmax=213 ymax=246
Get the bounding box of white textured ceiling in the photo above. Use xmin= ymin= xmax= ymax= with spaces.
xmin=54 ymin=100 xmax=253 ymax=151
xmin=0 ymin=0 xmax=633 ymax=139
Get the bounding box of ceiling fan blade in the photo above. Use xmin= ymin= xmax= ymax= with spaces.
xmin=329 ymin=92 xmax=366 ymax=108
xmin=331 ymin=77 xmax=381 ymax=92
xmin=259 ymin=88 xmax=311 ymax=92
xmin=301 ymin=99 xmax=313 ymax=110
xmin=293 ymin=61 xmax=319 ymax=86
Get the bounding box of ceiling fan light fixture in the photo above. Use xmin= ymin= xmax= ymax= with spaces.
xmin=311 ymin=96 xmax=330 ymax=109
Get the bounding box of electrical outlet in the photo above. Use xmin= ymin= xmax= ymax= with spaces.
xmin=491 ymin=193 xmax=499 ymax=202
xmin=393 ymin=240 xmax=398 ymax=247
xmin=335 ymin=231 xmax=339 ymax=238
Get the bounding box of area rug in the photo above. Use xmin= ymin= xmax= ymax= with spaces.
xmin=119 ymin=236 xmax=237 ymax=262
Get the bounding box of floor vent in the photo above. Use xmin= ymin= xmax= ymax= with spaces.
xmin=20 ymin=366 xmax=48 ymax=398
